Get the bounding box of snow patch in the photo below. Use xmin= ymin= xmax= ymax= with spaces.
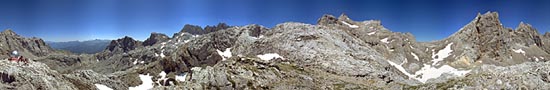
xmin=159 ymin=44 xmax=166 ymax=58
xmin=140 ymin=61 xmax=144 ymax=64
xmin=156 ymin=71 xmax=168 ymax=86
xmin=216 ymin=48 xmax=232 ymax=61
xmin=367 ymin=32 xmax=376 ymax=35
xmin=341 ymin=21 xmax=359 ymax=28
xmin=431 ymin=43 xmax=453 ymax=65
xmin=411 ymin=53 xmax=419 ymax=61
xmin=387 ymin=60 xmax=470 ymax=83
xmin=380 ymin=38 xmax=390 ymax=43
xmin=96 ymin=59 xmax=99 ymax=62
xmin=159 ymin=52 xmax=165 ymax=58
xmin=257 ymin=53 xmax=284 ymax=61
xmin=251 ymin=35 xmax=264 ymax=39
xmin=513 ymin=49 xmax=525 ymax=55
xmin=400 ymin=58 xmax=408 ymax=65
xmin=133 ymin=59 xmax=138 ymax=65
xmin=175 ymin=73 xmax=188 ymax=82
xmin=95 ymin=84 xmax=113 ymax=90
xmin=129 ymin=74 xmax=154 ymax=90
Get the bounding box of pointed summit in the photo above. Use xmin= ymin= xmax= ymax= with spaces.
xmin=204 ymin=23 xmax=231 ymax=33
xmin=514 ymin=22 xmax=543 ymax=46
xmin=450 ymin=11 xmax=504 ymax=39
xmin=516 ymin=22 xmax=539 ymax=35
xmin=338 ymin=13 xmax=351 ymax=21
xmin=1 ymin=29 xmax=18 ymax=36
xmin=317 ymin=14 xmax=338 ymax=26
xmin=143 ymin=32 xmax=170 ymax=46
xmin=476 ymin=11 xmax=502 ymax=27
xmin=105 ymin=36 xmax=143 ymax=53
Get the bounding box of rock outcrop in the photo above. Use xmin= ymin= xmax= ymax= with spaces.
xmin=0 ymin=29 xmax=53 ymax=58
xmin=143 ymin=32 xmax=170 ymax=46
xmin=104 ymin=36 xmax=143 ymax=53
xmin=176 ymin=23 xmax=232 ymax=35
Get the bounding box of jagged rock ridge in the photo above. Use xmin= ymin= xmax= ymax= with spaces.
xmin=0 ymin=29 xmax=53 ymax=58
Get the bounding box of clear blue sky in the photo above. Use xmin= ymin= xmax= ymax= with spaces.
xmin=0 ymin=0 xmax=549 ymax=42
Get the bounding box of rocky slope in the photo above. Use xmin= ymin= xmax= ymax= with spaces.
xmin=0 ymin=29 xmax=53 ymax=58
xmin=0 ymin=11 xmax=549 ymax=90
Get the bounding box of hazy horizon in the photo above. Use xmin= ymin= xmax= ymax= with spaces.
xmin=1 ymin=0 xmax=549 ymax=42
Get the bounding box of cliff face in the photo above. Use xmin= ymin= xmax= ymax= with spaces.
xmin=0 ymin=29 xmax=52 ymax=58
xmin=143 ymin=32 xmax=170 ymax=46
xmin=176 ymin=23 xmax=231 ymax=35
xmin=104 ymin=36 xmax=143 ymax=53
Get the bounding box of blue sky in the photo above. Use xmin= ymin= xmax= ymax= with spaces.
xmin=0 ymin=0 xmax=549 ymax=42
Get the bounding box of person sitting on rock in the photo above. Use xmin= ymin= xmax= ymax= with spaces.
xmin=8 ymin=50 xmax=28 ymax=65
xmin=9 ymin=50 xmax=19 ymax=62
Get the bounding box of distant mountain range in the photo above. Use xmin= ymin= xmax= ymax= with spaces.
xmin=46 ymin=39 xmax=111 ymax=54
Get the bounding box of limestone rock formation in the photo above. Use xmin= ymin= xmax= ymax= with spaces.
xmin=1 ymin=11 xmax=550 ymax=90
xmin=177 ymin=23 xmax=232 ymax=35
xmin=143 ymin=32 xmax=170 ymax=46
xmin=0 ymin=29 xmax=53 ymax=58
xmin=104 ymin=36 xmax=143 ymax=53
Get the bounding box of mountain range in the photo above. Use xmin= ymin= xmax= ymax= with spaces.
xmin=1 ymin=11 xmax=550 ymax=89
xmin=46 ymin=39 xmax=111 ymax=54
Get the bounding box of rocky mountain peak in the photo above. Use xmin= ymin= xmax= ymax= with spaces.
xmin=475 ymin=11 xmax=503 ymax=31
xmin=516 ymin=22 xmax=539 ymax=35
xmin=0 ymin=29 xmax=52 ymax=58
xmin=105 ymin=36 xmax=142 ymax=53
xmin=450 ymin=12 xmax=505 ymax=40
xmin=317 ymin=14 xmax=338 ymax=26
xmin=338 ymin=13 xmax=351 ymax=21
xmin=204 ymin=23 xmax=231 ymax=33
xmin=1 ymin=29 xmax=18 ymax=36
xmin=179 ymin=23 xmax=232 ymax=35
xmin=180 ymin=24 xmax=203 ymax=35
xmin=143 ymin=32 xmax=170 ymax=46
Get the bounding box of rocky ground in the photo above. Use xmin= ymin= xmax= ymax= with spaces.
xmin=0 ymin=11 xmax=550 ymax=90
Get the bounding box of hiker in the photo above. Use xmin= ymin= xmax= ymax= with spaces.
xmin=9 ymin=51 xmax=19 ymax=62
xmin=8 ymin=50 xmax=28 ymax=65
